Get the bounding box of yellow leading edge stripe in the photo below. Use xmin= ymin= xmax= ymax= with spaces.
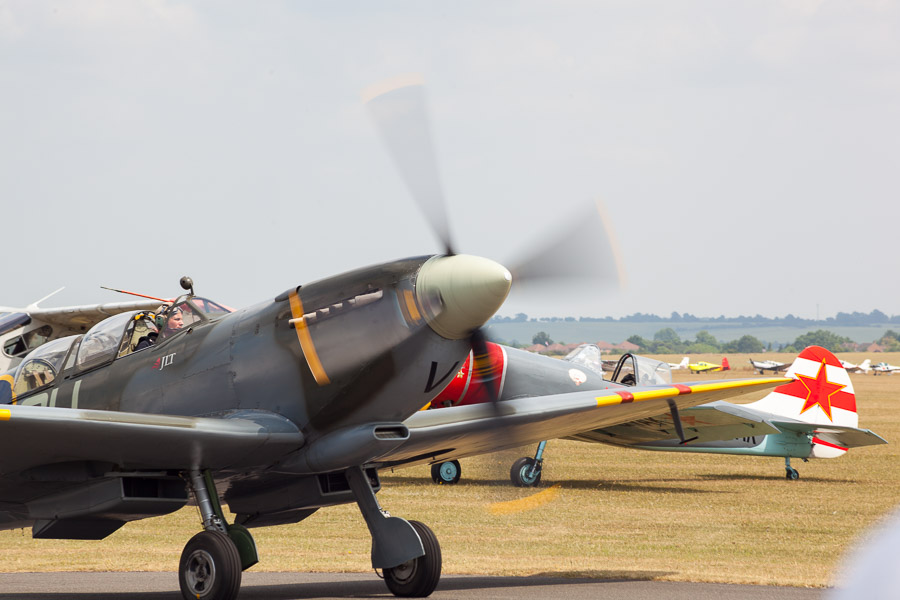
xmin=288 ymin=290 xmax=331 ymax=385
xmin=0 ymin=409 xmax=10 ymax=421
xmin=595 ymin=378 xmax=784 ymax=407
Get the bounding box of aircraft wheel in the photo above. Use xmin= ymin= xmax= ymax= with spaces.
xmin=510 ymin=457 xmax=542 ymax=487
xmin=383 ymin=520 xmax=442 ymax=597
xmin=785 ymin=468 xmax=800 ymax=480
xmin=179 ymin=530 xmax=242 ymax=600
xmin=430 ymin=460 xmax=461 ymax=485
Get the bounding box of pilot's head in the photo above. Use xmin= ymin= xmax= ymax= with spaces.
xmin=167 ymin=308 xmax=184 ymax=331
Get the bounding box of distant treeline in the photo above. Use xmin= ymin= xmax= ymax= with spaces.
xmin=490 ymin=309 xmax=900 ymax=327
xmin=625 ymin=329 xmax=900 ymax=354
xmin=528 ymin=328 xmax=900 ymax=354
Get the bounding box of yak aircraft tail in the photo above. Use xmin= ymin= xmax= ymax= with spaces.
xmin=743 ymin=346 xmax=859 ymax=458
xmin=721 ymin=357 xmax=730 ymax=371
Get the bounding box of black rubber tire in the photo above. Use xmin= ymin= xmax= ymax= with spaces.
xmin=786 ymin=468 xmax=800 ymax=480
xmin=179 ymin=530 xmax=242 ymax=600
xmin=383 ymin=520 xmax=442 ymax=597
xmin=510 ymin=457 xmax=542 ymax=487
xmin=430 ymin=460 xmax=461 ymax=485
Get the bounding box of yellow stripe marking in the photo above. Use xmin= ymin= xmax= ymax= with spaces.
xmin=687 ymin=378 xmax=785 ymax=393
xmin=0 ymin=409 xmax=10 ymax=421
xmin=595 ymin=378 xmax=785 ymax=407
xmin=289 ymin=290 xmax=331 ymax=385
xmin=489 ymin=484 xmax=561 ymax=515
xmin=402 ymin=289 xmax=422 ymax=323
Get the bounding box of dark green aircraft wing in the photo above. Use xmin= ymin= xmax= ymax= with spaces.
xmin=383 ymin=377 xmax=786 ymax=467
xmin=0 ymin=405 xmax=304 ymax=474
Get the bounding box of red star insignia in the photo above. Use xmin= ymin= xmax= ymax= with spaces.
xmin=796 ymin=359 xmax=845 ymax=421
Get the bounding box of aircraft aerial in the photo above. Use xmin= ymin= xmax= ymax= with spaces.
xmin=688 ymin=357 xmax=730 ymax=374
xmin=871 ymin=361 xmax=900 ymax=375
xmin=0 ymin=77 xmax=831 ymax=600
xmin=749 ymin=357 xmax=790 ymax=374
xmin=840 ymin=359 xmax=871 ymax=374
xmin=424 ymin=344 xmax=885 ymax=485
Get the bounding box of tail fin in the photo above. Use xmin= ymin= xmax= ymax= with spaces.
xmin=746 ymin=346 xmax=857 ymax=428
xmin=859 ymin=359 xmax=871 ymax=374
xmin=679 ymin=356 xmax=688 ymax=369
xmin=721 ymin=357 xmax=730 ymax=371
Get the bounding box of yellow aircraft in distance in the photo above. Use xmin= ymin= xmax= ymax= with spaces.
xmin=688 ymin=357 xmax=730 ymax=374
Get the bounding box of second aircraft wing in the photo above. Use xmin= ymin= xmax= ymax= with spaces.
xmin=381 ymin=377 xmax=786 ymax=468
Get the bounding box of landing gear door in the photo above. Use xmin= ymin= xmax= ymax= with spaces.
xmin=611 ymin=354 xmax=672 ymax=386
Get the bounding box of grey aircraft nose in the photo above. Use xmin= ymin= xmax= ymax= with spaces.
xmin=416 ymin=254 xmax=513 ymax=340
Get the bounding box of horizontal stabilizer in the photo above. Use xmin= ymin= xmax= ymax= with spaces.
xmin=771 ymin=420 xmax=887 ymax=449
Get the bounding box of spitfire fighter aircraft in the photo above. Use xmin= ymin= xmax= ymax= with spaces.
xmin=424 ymin=344 xmax=885 ymax=485
xmin=0 ymin=78 xmax=812 ymax=600
xmin=688 ymin=357 xmax=730 ymax=374
xmin=749 ymin=357 xmax=790 ymax=374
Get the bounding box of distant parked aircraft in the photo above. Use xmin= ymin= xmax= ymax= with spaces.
xmin=871 ymin=361 xmax=900 ymax=375
xmin=689 ymin=357 xmax=730 ymax=374
xmin=749 ymin=358 xmax=790 ymax=374
xmin=840 ymin=359 xmax=871 ymax=374
xmin=668 ymin=357 xmax=689 ymax=370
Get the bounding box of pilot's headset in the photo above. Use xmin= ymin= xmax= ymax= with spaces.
xmin=156 ymin=306 xmax=182 ymax=329
xmin=134 ymin=312 xmax=158 ymax=329
xmin=152 ymin=304 xmax=174 ymax=329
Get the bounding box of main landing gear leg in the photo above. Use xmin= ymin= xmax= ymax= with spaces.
xmin=179 ymin=469 xmax=259 ymax=600
xmin=510 ymin=440 xmax=546 ymax=487
xmin=784 ymin=457 xmax=800 ymax=480
xmin=346 ymin=466 xmax=442 ymax=597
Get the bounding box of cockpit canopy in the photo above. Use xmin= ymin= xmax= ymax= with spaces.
xmin=5 ymin=297 xmax=232 ymax=400
xmin=11 ymin=334 xmax=81 ymax=398
xmin=609 ymin=353 xmax=673 ymax=387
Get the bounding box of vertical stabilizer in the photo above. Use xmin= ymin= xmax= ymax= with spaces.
xmin=746 ymin=346 xmax=857 ymax=428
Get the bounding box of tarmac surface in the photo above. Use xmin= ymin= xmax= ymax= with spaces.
xmin=0 ymin=572 xmax=826 ymax=599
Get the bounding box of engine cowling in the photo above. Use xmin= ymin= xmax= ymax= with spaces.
xmin=429 ymin=342 xmax=506 ymax=408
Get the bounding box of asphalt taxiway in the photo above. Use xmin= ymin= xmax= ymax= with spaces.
xmin=0 ymin=572 xmax=825 ymax=599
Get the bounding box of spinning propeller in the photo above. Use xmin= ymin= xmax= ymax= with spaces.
xmin=364 ymin=74 xmax=626 ymax=408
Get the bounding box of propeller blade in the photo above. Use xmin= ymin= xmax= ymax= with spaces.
xmin=469 ymin=328 xmax=501 ymax=405
xmin=363 ymin=74 xmax=454 ymax=255
xmin=508 ymin=198 xmax=626 ymax=291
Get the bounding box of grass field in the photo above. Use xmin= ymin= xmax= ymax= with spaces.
xmin=1 ymin=352 xmax=897 ymax=588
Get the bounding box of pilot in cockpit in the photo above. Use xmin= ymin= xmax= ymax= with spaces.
xmin=158 ymin=307 xmax=184 ymax=341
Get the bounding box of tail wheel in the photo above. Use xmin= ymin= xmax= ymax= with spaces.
xmin=430 ymin=460 xmax=461 ymax=485
xmin=179 ymin=530 xmax=242 ymax=600
xmin=383 ymin=520 xmax=442 ymax=597
xmin=510 ymin=457 xmax=542 ymax=487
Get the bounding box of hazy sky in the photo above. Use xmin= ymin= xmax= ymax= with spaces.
xmin=2 ymin=1 xmax=898 ymax=319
